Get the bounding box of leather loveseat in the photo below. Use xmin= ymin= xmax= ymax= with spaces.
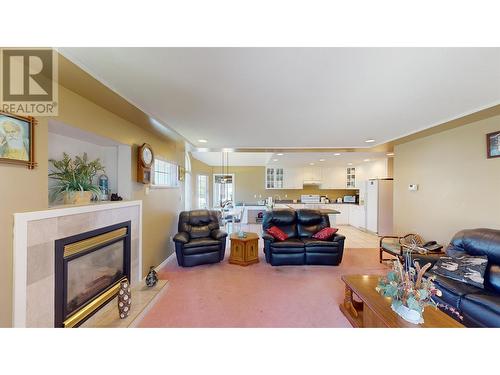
xmin=414 ymin=228 xmax=500 ymax=327
xmin=173 ymin=209 xmax=228 ymax=267
xmin=262 ymin=209 xmax=345 ymax=266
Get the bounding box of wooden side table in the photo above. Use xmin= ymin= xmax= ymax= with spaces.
xmin=229 ymin=232 xmax=259 ymax=266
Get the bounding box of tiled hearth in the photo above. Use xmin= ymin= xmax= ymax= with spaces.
xmin=13 ymin=201 xmax=142 ymax=328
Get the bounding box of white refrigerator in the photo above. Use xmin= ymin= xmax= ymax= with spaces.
xmin=366 ymin=178 xmax=393 ymax=236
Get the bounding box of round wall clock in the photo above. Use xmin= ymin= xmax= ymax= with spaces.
xmin=141 ymin=144 xmax=154 ymax=167
xmin=137 ymin=143 xmax=154 ymax=184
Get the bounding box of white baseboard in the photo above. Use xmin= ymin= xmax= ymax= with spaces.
xmin=156 ymin=252 xmax=175 ymax=271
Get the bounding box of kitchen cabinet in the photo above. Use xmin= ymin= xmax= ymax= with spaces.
xmin=346 ymin=167 xmax=356 ymax=188
xmin=331 ymin=204 xmax=349 ymax=225
xmin=302 ymin=167 xmax=322 ymax=182
xmin=283 ymin=167 xmax=303 ymax=189
xmin=265 ymin=167 xmax=284 ymax=189
xmin=321 ymin=166 xmax=346 ymax=189
xmin=348 ymin=204 xmax=366 ymax=229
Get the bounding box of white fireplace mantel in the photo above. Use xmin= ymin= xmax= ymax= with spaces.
xmin=13 ymin=200 xmax=142 ymax=328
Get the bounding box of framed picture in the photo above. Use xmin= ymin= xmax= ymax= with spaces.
xmin=0 ymin=111 xmax=37 ymax=169
xmin=487 ymin=130 xmax=500 ymax=159
xmin=178 ymin=165 xmax=185 ymax=181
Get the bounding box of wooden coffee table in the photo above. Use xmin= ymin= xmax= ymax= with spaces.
xmin=339 ymin=274 xmax=464 ymax=328
xmin=229 ymin=232 xmax=259 ymax=266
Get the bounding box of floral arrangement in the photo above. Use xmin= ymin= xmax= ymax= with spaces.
xmin=49 ymin=152 xmax=105 ymax=201
xmin=376 ymin=253 xmax=442 ymax=323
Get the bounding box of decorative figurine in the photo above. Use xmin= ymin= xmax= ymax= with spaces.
xmin=110 ymin=193 xmax=123 ymax=201
xmin=145 ymin=266 xmax=158 ymax=287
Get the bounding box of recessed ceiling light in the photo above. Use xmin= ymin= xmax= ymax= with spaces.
xmin=364 ymin=159 xmax=371 ymax=162
xmin=334 ymin=153 xmax=341 ymax=156
xmin=365 ymin=139 xmax=375 ymax=143
xmin=319 ymin=159 xmax=326 ymax=162
xmin=273 ymin=159 xmax=278 ymax=162
xmin=309 ymin=162 xmax=315 ymax=166
xmin=198 ymin=139 xmax=208 ymax=143
xmin=277 ymin=153 xmax=284 ymax=156
xmin=386 ymin=152 xmax=395 ymax=156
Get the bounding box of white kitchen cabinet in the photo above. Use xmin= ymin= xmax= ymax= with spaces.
xmin=321 ymin=166 xmax=346 ymax=189
xmin=283 ymin=167 xmax=303 ymax=189
xmin=348 ymin=204 xmax=366 ymax=229
xmin=302 ymin=167 xmax=322 ymax=182
xmin=265 ymin=167 xmax=284 ymax=189
xmin=331 ymin=204 xmax=349 ymax=225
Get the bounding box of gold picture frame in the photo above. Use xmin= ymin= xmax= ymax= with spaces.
xmin=0 ymin=111 xmax=37 ymax=169
xmin=178 ymin=165 xmax=185 ymax=181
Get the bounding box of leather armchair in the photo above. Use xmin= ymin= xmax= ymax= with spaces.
xmin=413 ymin=228 xmax=500 ymax=327
xmin=173 ymin=210 xmax=228 ymax=267
xmin=262 ymin=208 xmax=345 ymax=266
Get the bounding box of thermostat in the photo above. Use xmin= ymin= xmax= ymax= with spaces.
xmin=408 ymin=184 xmax=418 ymax=191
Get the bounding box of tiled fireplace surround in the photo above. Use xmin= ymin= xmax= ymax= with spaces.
xmin=13 ymin=201 xmax=142 ymax=327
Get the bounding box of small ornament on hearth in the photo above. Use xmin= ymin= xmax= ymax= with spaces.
xmin=145 ymin=266 xmax=158 ymax=287
xmin=117 ymin=278 xmax=132 ymax=319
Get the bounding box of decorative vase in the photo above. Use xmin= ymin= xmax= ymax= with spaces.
xmin=62 ymin=191 xmax=93 ymax=205
xmin=117 ymin=278 xmax=131 ymax=319
xmin=145 ymin=266 xmax=158 ymax=287
xmin=391 ymin=302 xmax=424 ymax=325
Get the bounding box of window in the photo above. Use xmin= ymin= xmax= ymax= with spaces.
xmin=197 ymin=175 xmax=209 ymax=209
xmin=153 ymin=158 xmax=179 ymax=187
xmin=213 ymin=174 xmax=234 ymax=207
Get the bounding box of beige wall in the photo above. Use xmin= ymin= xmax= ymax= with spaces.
xmin=189 ymin=154 xmax=213 ymax=209
xmin=394 ymin=114 xmax=500 ymax=244
xmin=0 ymin=118 xmax=49 ymax=327
xmin=0 ymin=84 xmax=183 ymax=327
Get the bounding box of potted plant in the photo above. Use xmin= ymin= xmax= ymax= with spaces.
xmin=376 ymin=254 xmax=442 ymax=324
xmin=49 ymin=152 xmax=105 ymax=205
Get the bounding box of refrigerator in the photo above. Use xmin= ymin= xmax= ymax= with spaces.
xmin=366 ymin=178 xmax=393 ymax=236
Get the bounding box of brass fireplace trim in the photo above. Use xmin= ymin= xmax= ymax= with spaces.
xmin=64 ymin=227 xmax=127 ymax=258
xmin=63 ymin=276 xmax=127 ymax=328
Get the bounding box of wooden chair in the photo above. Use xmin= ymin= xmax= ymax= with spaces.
xmin=379 ymin=233 xmax=424 ymax=263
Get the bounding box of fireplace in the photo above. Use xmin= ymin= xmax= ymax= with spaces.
xmin=54 ymin=221 xmax=131 ymax=328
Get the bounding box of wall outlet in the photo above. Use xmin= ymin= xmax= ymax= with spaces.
xmin=145 ymin=186 xmax=150 ymax=195
xmin=408 ymin=184 xmax=418 ymax=191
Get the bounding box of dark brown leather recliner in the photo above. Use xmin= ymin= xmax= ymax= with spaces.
xmin=173 ymin=210 xmax=228 ymax=267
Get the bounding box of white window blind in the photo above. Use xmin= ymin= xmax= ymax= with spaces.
xmin=153 ymin=159 xmax=179 ymax=187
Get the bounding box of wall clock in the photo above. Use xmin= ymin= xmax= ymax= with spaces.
xmin=137 ymin=143 xmax=154 ymax=184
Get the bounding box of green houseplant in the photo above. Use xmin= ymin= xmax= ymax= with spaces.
xmin=49 ymin=152 xmax=105 ymax=204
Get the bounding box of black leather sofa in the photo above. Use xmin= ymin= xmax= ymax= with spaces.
xmin=414 ymin=228 xmax=500 ymax=327
xmin=173 ymin=209 xmax=228 ymax=267
xmin=262 ymin=209 xmax=345 ymax=266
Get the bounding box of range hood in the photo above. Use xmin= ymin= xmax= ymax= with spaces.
xmin=302 ymin=179 xmax=322 ymax=185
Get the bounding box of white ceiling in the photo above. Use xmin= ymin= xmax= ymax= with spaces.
xmin=59 ymin=48 xmax=500 ymax=149
xmin=191 ymin=151 xmax=387 ymax=167
xmin=192 ymin=152 xmax=273 ymax=166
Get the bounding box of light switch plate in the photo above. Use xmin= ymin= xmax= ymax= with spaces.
xmin=408 ymin=184 xmax=418 ymax=191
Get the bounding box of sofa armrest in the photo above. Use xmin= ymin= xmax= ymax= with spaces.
xmin=211 ymin=229 xmax=228 ymax=241
xmin=173 ymin=231 xmax=190 ymax=244
xmin=261 ymin=232 xmax=275 ymax=242
xmin=331 ymin=234 xmax=346 ymax=243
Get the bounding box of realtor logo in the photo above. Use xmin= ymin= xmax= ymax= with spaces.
xmin=1 ymin=48 xmax=58 ymax=116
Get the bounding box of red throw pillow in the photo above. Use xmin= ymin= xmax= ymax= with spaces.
xmin=312 ymin=227 xmax=338 ymax=240
xmin=267 ymin=226 xmax=288 ymax=241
